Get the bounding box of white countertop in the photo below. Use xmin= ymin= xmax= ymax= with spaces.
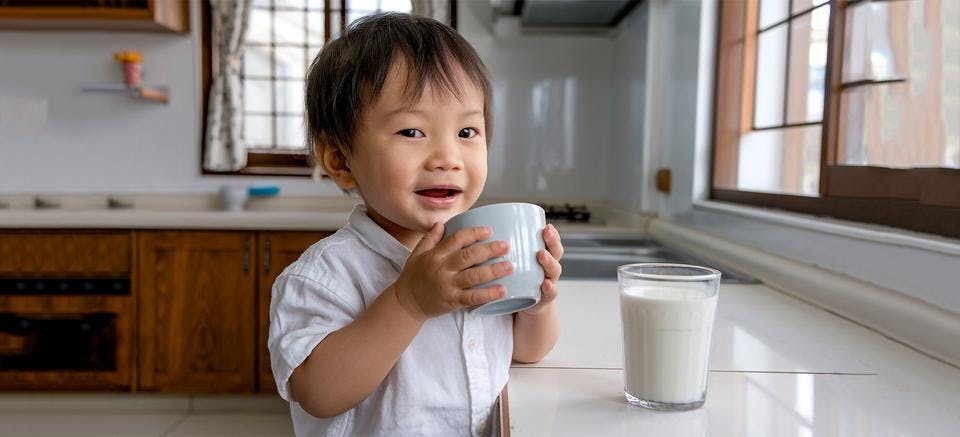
xmin=0 ymin=195 xmax=355 ymax=230
xmin=0 ymin=209 xmax=353 ymax=231
xmin=0 ymin=209 xmax=641 ymax=232
xmin=0 ymin=195 xmax=647 ymax=232
xmin=507 ymin=280 xmax=960 ymax=436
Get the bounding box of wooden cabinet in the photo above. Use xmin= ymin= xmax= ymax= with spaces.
xmin=1 ymin=228 xmax=332 ymax=394
xmin=137 ymin=231 xmax=256 ymax=393
xmin=0 ymin=295 xmax=134 ymax=390
xmin=0 ymin=230 xmax=135 ymax=390
xmin=256 ymin=231 xmax=330 ymax=393
xmin=0 ymin=230 xmax=130 ymax=276
xmin=0 ymin=0 xmax=189 ymax=33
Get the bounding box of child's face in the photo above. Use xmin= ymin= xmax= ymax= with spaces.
xmin=345 ymin=61 xmax=488 ymax=245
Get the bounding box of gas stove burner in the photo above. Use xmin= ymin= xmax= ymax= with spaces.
xmin=539 ymin=203 xmax=591 ymax=223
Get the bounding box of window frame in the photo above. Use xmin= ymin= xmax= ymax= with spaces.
xmin=711 ymin=0 xmax=960 ymax=239
xmin=751 ymin=0 xmax=829 ymax=131
xmin=199 ymin=0 xmax=458 ymax=178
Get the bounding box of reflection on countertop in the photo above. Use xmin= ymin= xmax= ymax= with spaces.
xmin=507 ymin=280 xmax=960 ymax=436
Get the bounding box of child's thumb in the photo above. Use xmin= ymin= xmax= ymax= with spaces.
xmin=413 ymin=222 xmax=444 ymax=255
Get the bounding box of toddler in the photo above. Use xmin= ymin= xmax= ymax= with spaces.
xmin=268 ymin=12 xmax=564 ymax=436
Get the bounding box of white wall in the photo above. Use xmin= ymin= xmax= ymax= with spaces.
xmin=647 ymin=0 xmax=707 ymax=220
xmin=0 ymin=1 xmax=334 ymax=196
xmin=606 ymin=0 xmax=707 ymax=215
xmin=458 ymin=0 xmax=614 ymax=199
xmin=0 ymin=0 xmax=616 ymax=200
xmin=606 ymin=0 xmax=649 ymax=212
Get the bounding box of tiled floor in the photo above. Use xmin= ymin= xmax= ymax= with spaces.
xmin=0 ymin=395 xmax=292 ymax=437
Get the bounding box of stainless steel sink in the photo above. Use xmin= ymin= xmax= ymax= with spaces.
xmin=559 ymin=234 xmax=758 ymax=284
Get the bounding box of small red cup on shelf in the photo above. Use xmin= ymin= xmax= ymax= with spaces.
xmin=113 ymin=50 xmax=143 ymax=87
xmin=122 ymin=61 xmax=142 ymax=87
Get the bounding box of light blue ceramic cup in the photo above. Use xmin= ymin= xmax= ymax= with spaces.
xmin=444 ymin=202 xmax=546 ymax=316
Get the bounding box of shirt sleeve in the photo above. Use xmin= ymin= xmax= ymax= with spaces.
xmin=268 ymin=273 xmax=362 ymax=402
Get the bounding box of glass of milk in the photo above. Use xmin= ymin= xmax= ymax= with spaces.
xmin=617 ymin=263 xmax=721 ymax=411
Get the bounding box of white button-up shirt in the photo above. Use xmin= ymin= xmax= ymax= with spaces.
xmin=269 ymin=204 xmax=513 ymax=437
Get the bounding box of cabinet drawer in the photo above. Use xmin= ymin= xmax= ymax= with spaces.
xmin=0 ymin=231 xmax=132 ymax=276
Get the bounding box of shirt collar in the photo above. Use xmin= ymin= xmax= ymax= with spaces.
xmin=346 ymin=203 xmax=412 ymax=272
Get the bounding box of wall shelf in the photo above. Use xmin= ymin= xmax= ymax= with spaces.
xmin=81 ymin=84 xmax=170 ymax=104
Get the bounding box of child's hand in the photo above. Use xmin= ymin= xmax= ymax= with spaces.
xmin=522 ymin=224 xmax=564 ymax=315
xmin=394 ymin=222 xmax=513 ymax=322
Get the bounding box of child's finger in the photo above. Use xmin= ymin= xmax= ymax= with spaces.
xmin=540 ymin=279 xmax=558 ymax=301
xmin=435 ymin=226 xmax=492 ymax=255
xmin=448 ymin=239 xmax=510 ymax=271
xmin=454 ymin=260 xmax=513 ymax=289
xmin=458 ymin=285 xmax=506 ymax=307
xmin=411 ymin=222 xmax=444 ymax=256
xmin=543 ymin=224 xmax=564 ymax=260
xmin=538 ymin=249 xmax=562 ymax=280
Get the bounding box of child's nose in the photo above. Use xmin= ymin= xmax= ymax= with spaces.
xmin=425 ymin=138 xmax=463 ymax=171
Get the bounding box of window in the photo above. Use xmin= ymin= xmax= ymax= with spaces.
xmin=712 ymin=0 xmax=960 ymax=238
xmin=202 ymin=0 xmax=456 ymax=176
xmin=241 ymin=0 xmax=413 ymax=175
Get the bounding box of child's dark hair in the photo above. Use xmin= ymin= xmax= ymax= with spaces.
xmin=305 ymin=12 xmax=493 ymax=170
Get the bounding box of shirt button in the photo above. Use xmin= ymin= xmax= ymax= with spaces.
xmin=477 ymin=419 xmax=487 ymax=433
xmin=467 ymin=338 xmax=477 ymax=351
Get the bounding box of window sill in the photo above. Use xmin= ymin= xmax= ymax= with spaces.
xmin=200 ymin=151 xmax=326 ymax=178
xmin=693 ymin=199 xmax=960 ymax=256
xmin=202 ymin=167 xmax=314 ymax=177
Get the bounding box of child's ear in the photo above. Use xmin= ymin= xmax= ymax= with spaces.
xmin=320 ymin=145 xmax=358 ymax=190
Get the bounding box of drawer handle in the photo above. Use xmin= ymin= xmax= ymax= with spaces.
xmin=263 ymin=240 xmax=271 ymax=273
xmin=242 ymin=240 xmax=250 ymax=272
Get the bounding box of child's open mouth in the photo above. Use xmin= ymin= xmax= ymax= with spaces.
xmin=415 ymin=186 xmax=463 ymax=207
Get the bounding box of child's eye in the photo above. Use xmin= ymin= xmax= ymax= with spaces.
xmin=398 ymin=129 xmax=424 ymax=138
xmin=458 ymin=128 xmax=478 ymax=139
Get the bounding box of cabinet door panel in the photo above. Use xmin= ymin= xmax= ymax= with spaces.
xmin=139 ymin=231 xmax=255 ymax=393
xmin=256 ymin=231 xmax=330 ymax=393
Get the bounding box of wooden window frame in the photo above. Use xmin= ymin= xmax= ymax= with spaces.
xmin=199 ymin=0 xmax=458 ymax=178
xmin=711 ymin=0 xmax=960 ymax=239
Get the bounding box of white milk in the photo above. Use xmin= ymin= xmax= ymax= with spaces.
xmin=619 ymin=285 xmax=718 ymax=405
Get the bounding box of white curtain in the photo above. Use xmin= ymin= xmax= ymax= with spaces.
xmin=203 ymin=0 xmax=252 ymax=172
xmin=411 ymin=0 xmax=451 ymax=25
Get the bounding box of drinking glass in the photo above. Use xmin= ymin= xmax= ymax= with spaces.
xmin=617 ymin=263 xmax=721 ymax=411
